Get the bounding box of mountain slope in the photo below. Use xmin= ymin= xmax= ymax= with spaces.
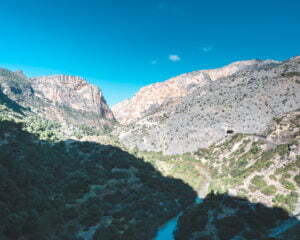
xmin=0 ymin=100 xmax=196 ymax=240
xmin=175 ymin=193 xmax=299 ymax=240
xmin=112 ymin=59 xmax=279 ymax=125
xmin=114 ymin=56 xmax=300 ymax=154
xmin=0 ymin=69 xmax=115 ymax=131
xmin=198 ymin=110 xmax=300 ymax=214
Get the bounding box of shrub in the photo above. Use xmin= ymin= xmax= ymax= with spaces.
xmin=250 ymin=144 xmax=260 ymax=154
xmin=281 ymin=179 xmax=296 ymax=191
xmin=294 ymin=175 xmax=300 ymax=187
xmin=261 ymin=185 xmax=277 ymax=196
xmin=251 ymin=175 xmax=267 ymax=189
xmin=275 ymin=144 xmax=290 ymax=157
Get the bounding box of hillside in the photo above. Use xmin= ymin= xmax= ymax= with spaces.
xmin=112 ymin=59 xmax=277 ymax=124
xmin=0 ymin=69 xmax=115 ymax=131
xmin=198 ymin=110 xmax=300 ymax=214
xmin=0 ymin=98 xmax=196 ymax=239
xmin=133 ymin=110 xmax=300 ymax=216
xmin=165 ymin=109 xmax=300 ymax=239
xmin=175 ymin=193 xmax=299 ymax=240
xmin=114 ymin=56 xmax=300 ymax=154
xmin=0 ymin=58 xmax=299 ymax=239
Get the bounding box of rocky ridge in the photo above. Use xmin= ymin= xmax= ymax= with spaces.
xmin=112 ymin=59 xmax=279 ymax=125
xmin=114 ymin=56 xmax=300 ymax=154
xmin=0 ymin=69 xmax=115 ymax=130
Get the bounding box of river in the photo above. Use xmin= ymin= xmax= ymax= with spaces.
xmin=154 ymin=197 xmax=202 ymax=240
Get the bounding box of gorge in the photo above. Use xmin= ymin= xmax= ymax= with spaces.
xmin=0 ymin=55 xmax=300 ymax=239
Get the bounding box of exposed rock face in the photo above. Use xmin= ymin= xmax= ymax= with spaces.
xmin=0 ymin=69 xmax=115 ymax=129
xmin=30 ymin=75 xmax=114 ymax=120
xmin=112 ymin=59 xmax=278 ymax=125
xmin=114 ymin=56 xmax=300 ymax=154
xmin=199 ymin=110 xmax=300 ymax=214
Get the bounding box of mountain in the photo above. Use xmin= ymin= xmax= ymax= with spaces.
xmin=0 ymin=84 xmax=196 ymax=240
xmin=0 ymin=69 xmax=115 ymax=131
xmin=113 ymin=56 xmax=300 ymax=154
xmin=1 ymin=56 xmax=300 ymax=239
xmin=112 ymin=59 xmax=279 ymax=124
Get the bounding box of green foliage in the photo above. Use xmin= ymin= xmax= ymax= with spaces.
xmin=294 ymin=175 xmax=300 ymax=187
xmin=281 ymin=179 xmax=296 ymax=191
xmin=23 ymin=115 xmax=62 ymax=141
xmin=251 ymin=175 xmax=267 ymax=188
xmin=274 ymin=192 xmax=298 ymax=212
xmin=282 ymin=172 xmax=292 ymax=179
xmin=0 ymin=117 xmax=197 ymax=239
xmin=251 ymin=176 xmax=277 ymax=196
xmin=275 ymin=144 xmax=290 ymax=157
xmin=75 ymin=124 xmax=112 ymax=138
xmin=135 ymin=150 xmax=204 ymax=191
xmin=261 ymin=185 xmax=277 ymax=196
xmin=250 ymin=144 xmax=261 ymax=154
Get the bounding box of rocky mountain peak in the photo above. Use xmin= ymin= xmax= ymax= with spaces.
xmin=114 ymin=56 xmax=299 ymax=154
xmin=0 ymin=70 xmax=115 ymax=129
xmin=112 ymin=59 xmax=280 ymax=125
xmin=30 ymin=74 xmax=113 ymax=117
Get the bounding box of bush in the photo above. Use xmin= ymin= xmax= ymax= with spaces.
xmin=281 ymin=179 xmax=296 ymax=191
xmin=261 ymin=185 xmax=277 ymax=196
xmin=294 ymin=175 xmax=300 ymax=187
xmin=251 ymin=175 xmax=267 ymax=189
xmin=275 ymin=144 xmax=290 ymax=157
xmin=250 ymin=144 xmax=260 ymax=154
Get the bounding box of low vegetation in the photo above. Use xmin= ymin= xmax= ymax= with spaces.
xmin=175 ymin=193 xmax=295 ymax=240
xmin=0 ymin=105 xmax=197 ymax=240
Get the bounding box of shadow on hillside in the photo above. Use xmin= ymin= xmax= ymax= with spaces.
xmin=0 ymin=88 xmax=26 ymax=114
xmin=0 ymin=119 xmax=197 ymax=240
xmin=3 ymin=119 xmax=300 ymax=240
xmin=175 ymin=192 xmax=300 ymax=240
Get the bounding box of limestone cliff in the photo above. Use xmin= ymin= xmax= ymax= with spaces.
xmin=0 ymin=69 xmax=115 ymax=129
xmin=112 ymin=59 xmax=278 ymax=125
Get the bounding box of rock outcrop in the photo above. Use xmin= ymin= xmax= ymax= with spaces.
xmin=0 ymin=69 xmax=115 ymax=129
xmin=114 ymin=56 xmax=300 ymax=154
xmin=30 ymin=75 xmax=114 ymax=119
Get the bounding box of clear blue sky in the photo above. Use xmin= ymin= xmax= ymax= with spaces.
xmin=0 ymin=0 xmax=299 ymax=106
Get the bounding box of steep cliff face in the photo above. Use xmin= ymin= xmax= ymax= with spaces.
xmin=30 ymin=75 xmax=115 ymax=120
xmin=114 ymin=56 xmax=300 ymax=154
xmin=112 ymin=59 xmax=278 ymax=125
xmin=0 ymin=69 xmax=115 ymax=129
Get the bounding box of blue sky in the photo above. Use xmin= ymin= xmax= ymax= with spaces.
xmin=0 ymin=0 xmax=299 ymax=106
